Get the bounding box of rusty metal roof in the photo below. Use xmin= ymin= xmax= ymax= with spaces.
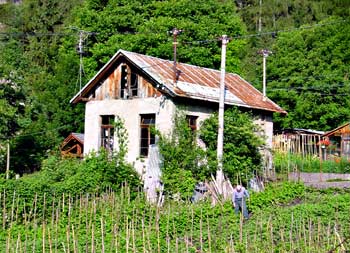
xmin=71 ymin=49 xmax=286 ymax=114
xmin=322 ymin=122 xmax=350 ymax=137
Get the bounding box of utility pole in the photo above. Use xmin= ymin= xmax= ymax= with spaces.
xmin=70 ymin=27 xmax=95 ymax=93
xmin=78 ymin=30 xmax=84 ymax=92
xmin=258 ymin=0 xmax=262 ymax=32
xmin=258 ymin=49 xmax=272 ymax=101
xmin=6 ymin=141 xmax=9 ymax=179
xmin=170 ymin=28 xmax=183 ymax=85
xmin=216 ymin=35 xmax=229 ymax=195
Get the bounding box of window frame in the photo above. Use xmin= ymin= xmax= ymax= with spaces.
xmin=140 ymin=114 xmax=156 ymax=157
xmin=100 ymin=115 xmax=115 ymax=152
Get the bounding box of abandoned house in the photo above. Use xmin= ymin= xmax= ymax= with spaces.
xmin=70 ymin=49 xmax=286 ymax=176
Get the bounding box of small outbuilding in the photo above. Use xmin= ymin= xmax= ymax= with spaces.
xmin=321 ymin=122 xmax=350 ymax=160
xmin=60 ymin=133 xmax=84 ymax=158
xmin=273 ymin=128 xmax=324 ymax=156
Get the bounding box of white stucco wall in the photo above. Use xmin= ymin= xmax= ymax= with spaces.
xmin=253 ymin=113 xmax=274 ymax=148
xmin=83 ymin=96 xmax=215 ymax=174
xmin=84 ymin=95 xmax=274 ymax=175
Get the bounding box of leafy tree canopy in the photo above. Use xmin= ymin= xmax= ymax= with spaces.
xmin=268 ymin=17 xmax=350 ymax=130
xmin=74 ymin=0 xmax=246 ymax=75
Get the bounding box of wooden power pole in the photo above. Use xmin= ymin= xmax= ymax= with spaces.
xmin=6 ymin=141 xmax=10 ymax=179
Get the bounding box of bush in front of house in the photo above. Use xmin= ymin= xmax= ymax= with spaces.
xmin=200 ymin=107 xmax=265 ymax=182
xmin=158 ymin=108 xmax=265 ymax=200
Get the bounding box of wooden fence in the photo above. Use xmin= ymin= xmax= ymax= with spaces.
xmin=273 ymin=134 xmax=322 ymax=157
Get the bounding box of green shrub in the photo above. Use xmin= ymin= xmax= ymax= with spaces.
xmin=200 ymin=107 xmax=265 ymax=181
xmin=249 ymin=181 xmax=305 ymax=213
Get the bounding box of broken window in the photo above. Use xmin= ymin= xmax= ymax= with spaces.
xmin=120 ymin=65 xmax=139 ymax=99
xmin=101 ymin=115 xmax=115 ymax=152
xmin=130 ymin=72 xmax=138 ymax=97
xmin=140 ymin=114 xmax=156 ymax=157
xmin=120 ymin=65 xmax=128 ymax=99
xmin=186 ymin=115 xmax=198 ymax=132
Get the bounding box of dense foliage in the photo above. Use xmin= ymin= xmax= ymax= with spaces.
xmin=268 ymin=17 xmax=350 ymax=130
xmin=0 ymin=0 xmax=349 ymax=172
xmin=200 ymin=107 xmax=264 ymax=182
xmin=157 ymin=112 xmax=207 ymax=199
xmin=0 ymin=150 xmax=141 ymax=217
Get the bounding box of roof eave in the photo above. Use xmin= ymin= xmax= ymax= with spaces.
xmin=70 ymin=49 xmax=125 ymax=104
xmin=174 ymin=93 xmax=287 ymax=114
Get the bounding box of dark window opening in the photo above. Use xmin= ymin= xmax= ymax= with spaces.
xmin=101 ymin=115 xmax=115 ymax=152
xmin=186 ymin=115 xmax=198 ymax=132
xmin=130 ymin=72 xmax=138 ymax=97
xmin=120 ymin=65 xmax=139 ymax=99
xmin=140 ymin=114 xmax=156 ymax=157
xmin=120 ymin=65 xmax=128 ymax=99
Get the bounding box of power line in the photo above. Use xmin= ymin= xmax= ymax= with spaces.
xmin=0 ymin=18 xmax=345 ymax=41
xmin=231 ymin=19 xmax=347 ymax=39
xmin=269 ymin=82 xmax=350 ymax=92
xmin=0 ymin=125 xmax=69 ymax=142
xmin=181 ymin=19 xmax=347 ymax=45
xmin=265 ymin=72 xmax=349 ymax=83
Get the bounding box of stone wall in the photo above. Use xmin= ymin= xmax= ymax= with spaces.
xmin=289 ymin=172 xmax=350 ymax=182
xmin=288 ymin=172 xmax=350 ymax=189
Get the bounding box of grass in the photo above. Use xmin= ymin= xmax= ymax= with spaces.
xmin=274 ymin=152 xmax=350 ymax=174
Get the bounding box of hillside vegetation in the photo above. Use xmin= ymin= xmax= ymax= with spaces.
xmin=0 ymin=0 xmax=349 ymax=172
xmin=0 ymin=1 xmax=350 ymax=251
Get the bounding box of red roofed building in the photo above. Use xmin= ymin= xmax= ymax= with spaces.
xmin=70 ymin=50 xmax=286 ymax=175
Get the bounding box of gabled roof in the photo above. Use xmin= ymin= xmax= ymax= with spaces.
xmin=70 ymin=49 xmax=286 ymax=114
xmin=322 ymin=122 xmax=350 ymax=137
xmin=275 ymin=128 xmax=324 ymax=135
xmin=62 ymin=132 xmax=84 ymax=145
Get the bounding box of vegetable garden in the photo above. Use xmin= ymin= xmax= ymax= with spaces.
xmin=1 ymin=182 xmax=349 ymax=252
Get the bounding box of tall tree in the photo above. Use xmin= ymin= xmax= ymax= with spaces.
xmin=268 ymin=17 xmax=350 ymax=130
xmin=75 ymin=0 xmax=246 ymax=76
xmin=0 ymin=0 xmax=84 ymax=174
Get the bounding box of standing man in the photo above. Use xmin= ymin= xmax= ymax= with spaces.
xmin=232 ymin=184 xmax=250 ymax=219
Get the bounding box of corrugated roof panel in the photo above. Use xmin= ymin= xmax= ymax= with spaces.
xmin=71 ymin=50 xmax=286 ymax=114
xmin=175 ymin=81 xmax=245 ymax=105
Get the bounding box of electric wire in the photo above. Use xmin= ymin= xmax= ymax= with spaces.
xmin=0 ymin=19 xmax=346 ymax=42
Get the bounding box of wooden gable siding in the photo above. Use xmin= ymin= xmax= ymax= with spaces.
xmin=143 ymin=78 xmax=162 ymax=98
xmin=90 ymin=63 xmax=160 ymax=101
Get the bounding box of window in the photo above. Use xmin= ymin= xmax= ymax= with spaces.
xmin=120 ymin=65 xmax=139 ymax=98
xmin=140 ymin=114 xmax=156 ymax=157
xmin=120 ymin=65 xmax=128 ymax=99
xmin=186 ymin=115 xmax=198 ymax=132
xmin=101 ymin=115 xmax=115 ymax=152
xmin=130 ymin=72 xmax=138 ymax=97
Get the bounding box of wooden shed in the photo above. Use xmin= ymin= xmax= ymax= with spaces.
xmin=273 ymin=128 xmax=324 ymax=156
xmin=322 ymin=123 xmax=350 ymax=160
xmin=61 ymin=133 xmax=84 ymax=158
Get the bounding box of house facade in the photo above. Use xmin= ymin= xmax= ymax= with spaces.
xmin=70 ymin=50 xmax=286 ymax=175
